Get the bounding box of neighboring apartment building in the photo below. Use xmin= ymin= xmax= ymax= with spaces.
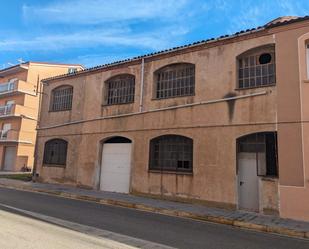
xmin=35 ymin=16 xmax=309 ymax=221
xmin=0 ymin=62 xmax=83 ymax=172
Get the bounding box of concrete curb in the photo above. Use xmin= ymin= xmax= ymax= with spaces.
xmin=0 ymin=183 xmax=308 ymax=240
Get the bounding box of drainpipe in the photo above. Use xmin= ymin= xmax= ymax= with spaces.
xmin=139 ymin=58 xmax=145 ymax=112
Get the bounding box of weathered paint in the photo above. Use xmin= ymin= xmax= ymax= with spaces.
xmin=36 ymin=19 xmax=309 ymax=221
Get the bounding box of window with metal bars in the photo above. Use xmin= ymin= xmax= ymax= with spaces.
xmin=237 ymin=132 xmax=278 ymax=177
xmin=105 ymin=74 xmax=135 ymax=105
xmin=306 ymin=44 xmax=309 ymax=78
xmin=238 ymin=46 xmax=276 ymax=89
xmin=50 ymin=86 xmax=73 ymax=111
xmin=43 ymin=139 xmax=68 ymax=166
xmin=155 ymin=63 xmax=195 ymax=99
xmin=149 ymin=135 xmax=193 ymax=172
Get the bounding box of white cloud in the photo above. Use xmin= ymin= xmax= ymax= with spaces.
xmin=0 ymin=26 xmax=187 ymax=52
xmin=23 ymin=0 xmax=189 ymax=24
xmin=225 ymin=7 xmax=262 ymax=34
xmin=65 ymin=53 xmax=138 ymax=68
xmin=12 ymin=0 xmax=192 ymax=55
xmin=277 ymin=0 xmax=309 ymax=16
xmin=227 ymin=0 xmax=309 ymax=33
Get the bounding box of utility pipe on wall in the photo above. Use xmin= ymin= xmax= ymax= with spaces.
xmin=38 ymin=91 xmax=268 ymax=130
xmin=139 ymin=58 xmax=145 ymax=112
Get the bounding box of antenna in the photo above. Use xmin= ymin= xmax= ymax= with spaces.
xmin=17 ymin=58 xmax=25 ymax=64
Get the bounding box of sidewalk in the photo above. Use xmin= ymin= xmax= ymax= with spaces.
xmin=0 ymin=172 xmax=30 ymax=176
xmin=0 ymin=178 xmax=308 ymax=239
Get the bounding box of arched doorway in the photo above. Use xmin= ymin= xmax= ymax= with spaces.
xmin=237 ymin=132 xmax=278 ymax=211
xmin=100 ymin=136 xmax=132 ymax=193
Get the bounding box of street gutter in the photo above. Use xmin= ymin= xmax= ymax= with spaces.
xmin=0 ymin=181 xmax=308 ymax=240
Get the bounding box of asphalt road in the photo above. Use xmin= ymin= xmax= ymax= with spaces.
xmin=0 ymin=187 xmax=308 ymax=249
xmin=0 ymin=209 xmax=135 ymax=249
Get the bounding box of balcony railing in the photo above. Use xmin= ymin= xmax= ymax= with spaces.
xmin=0 ymin=81 xmax=15 ymax=94
xmin=0 ymin=103 xmax=37 ymax=121
xmin=0 ymin=129 xmax=18 ymax=141
xmin=0 ymin=104 xmax=14 ymax=116
xmin=0 ymin=80 xmax=37 ymax=96
xmin=0 ymin=129 xmax=32 ymax=144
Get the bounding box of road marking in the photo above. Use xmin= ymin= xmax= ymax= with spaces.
xmin=0 ymin=203 xmax=176 ymax=249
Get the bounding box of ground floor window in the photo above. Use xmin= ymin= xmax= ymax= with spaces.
xmin=149 ymin=135 xmax=193 ymax=172
xmin=237 ymin=132 xmax=278 ymax=177
xmin=43 ymin=139 xmax=68 ymax=166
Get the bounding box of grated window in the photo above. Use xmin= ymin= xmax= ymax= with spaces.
xmin=237 ymin=132 xmax=278 ymax=177
xmin=43 ymin=139 xmax=68 ymax=166
xmin=155 ymin=63 xmax=195 ymax=99
xmin=50 ymin=86 xmax=73 ymax=111
xmin=149 ymin=135 xmax=193 ymax=172
xmin=238 ymin=47 xmax=276 ymax=89
xmin=105 ymin=75 xmax=135 ymax=105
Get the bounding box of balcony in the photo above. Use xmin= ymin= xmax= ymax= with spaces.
xmin=0 ymin=104 xmax=37 ymax=119
xmin=0 ymin=104 xmax=14 ymax=116
xmin=0 ymin=129 xmax=33 ymax=144
xmin=0 ymin=80 xmax=37 ymax=97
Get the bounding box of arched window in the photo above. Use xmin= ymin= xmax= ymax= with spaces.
xmin=50 ymin=85 xmax=73 ymax=111
xmin=306 ymin=43 xmax=309 ymax=78
xmin=43 ymin=139 xmax=68 ymax=166
xmin=104 ymin=136 xmax=132 ymax=143
xmin=237 ymin=132 xmax=278 ymax=176
xmin=105 ymin=74 xmax=135 ymax=105
xmin=149 ymin=135 xmax=193 ymax=172
xmin=237 ymin=45 xmax=276 ymax=89
xmin=154 ymin=63 xmax=195 ymax=99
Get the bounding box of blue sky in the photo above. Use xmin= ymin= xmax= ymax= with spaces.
xmin=1 ymin=0 xmax=309 ymax=69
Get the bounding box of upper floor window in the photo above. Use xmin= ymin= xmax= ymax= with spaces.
xmin=105 ymin=74 xmax=135 ymax=105
xmin=306 ymin=44 xmax=309 ymax=79
xmin=50 ymin=85 xmax=73 ymax=112
xmin=238 ymin=45 xmax=276 ymax=89
xmin=149 ymin=135 xmax=193 ymax=172
xmin=154 ymin=63 xmax=195 ymax=99
xmin=43 ymin=139 xmax=68 ymax=166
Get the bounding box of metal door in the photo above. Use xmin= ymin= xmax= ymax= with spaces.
xmin=238 ymin=152 xmax=259 ymax=211
xmin=3 ymin=146 xmax=17 ymax=171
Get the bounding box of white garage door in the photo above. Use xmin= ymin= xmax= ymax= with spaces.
xmin=3 ymin=146 xmax=17 ymax=171
xmin=100 ymin=143 xmax=132 ymax=193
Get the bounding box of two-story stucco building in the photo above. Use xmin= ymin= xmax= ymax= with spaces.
xmin=0 ymin=62 xmax=83 ymax=172
xmin=35 ymin=16 xmax=309 ymax=222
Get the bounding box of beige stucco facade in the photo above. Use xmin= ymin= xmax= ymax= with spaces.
xmin=0 ymin=62 xmax=83 ymax=172
xmin=35 ymin=17 xmax=309 ymax=221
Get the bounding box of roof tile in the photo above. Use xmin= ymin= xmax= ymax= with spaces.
xmin=42 ymin=15 xmax=309 ymax=82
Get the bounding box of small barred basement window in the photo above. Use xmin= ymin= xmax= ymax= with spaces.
xmin=155 ymin=63 xmax=195 ymax=99
xmin=105 ymin=74 xmax=135 ymax=105
xmin=149 ymin=135 xmax=193 ymax=172
xmin=238 ymin=45 xmax=276 ymax=89
xmin=43 ymin=139 xmax=68 ymax=166
xmin=50 ymin=86 xmax=73 ymax=111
